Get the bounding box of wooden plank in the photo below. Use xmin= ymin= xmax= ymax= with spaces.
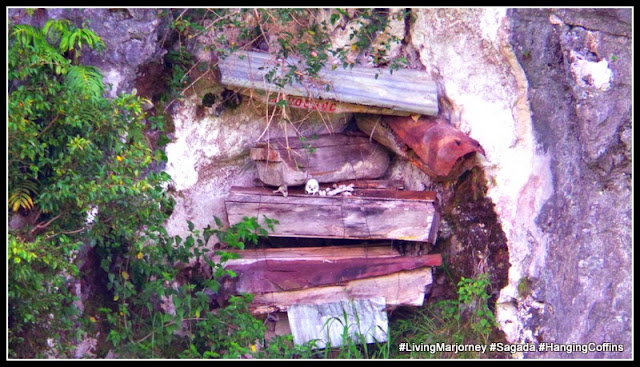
xmin=226 ymin=187 xmax=439 ymax=242
xmin=219 ymin=50 xmax=438 ymax=116
xmin=249 ymin=147 xmax=282 ymax=162
xmin=226 ymin=253 xmax=443 ymax=293
xmin=342 ymin=199 xmax=436 ymax=240
xmin=212 ymin=245 xmax=402 ymax=264
xmin=229 ymin=186 xmax=437 ymax=201
xmin=227 ymin=201 xmax=343 ymax=238
xmin=249 ymin=267 xmax=434 ymax=315
xmin=255 ymin=133 xmax=383 ymax=150
xmin=329 ymin=179 xmax=404 ymax=190
xmin=288 ymin=297 xmax=388 ymax=348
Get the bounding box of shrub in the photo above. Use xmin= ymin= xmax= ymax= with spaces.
xmin=8 ymin=19 xmax=172 ymax=358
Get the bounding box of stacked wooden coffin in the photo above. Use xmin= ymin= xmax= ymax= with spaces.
xmin=217 ymin=51 xmax=487 ymax=347
xmin=222 ymin=133 xmax=442 ymax=347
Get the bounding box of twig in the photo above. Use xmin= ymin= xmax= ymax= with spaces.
xmin=196 ymin=9 xmax=242 ymax=38
xmin=45 ymin=226 xmax=88 ymax=240
xmin=179 ymin=60 xmax=203 ymax=83
xmin=174 ymin=8 xmax=189 ymax=22
xmin=30 ymin=213 xmax=62 ymax=235
xmin=253 ymin=9 xmax=270 ymax=53
xmin=37 ymin=113 xmax=61 ymax=138
xmin=136 ymin=317 xmax=207 ymax=343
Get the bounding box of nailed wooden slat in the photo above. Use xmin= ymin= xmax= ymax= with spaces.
xmin=219 ymin=50 xmax=438 ymax=116
xmin=249 ymin=267 xmax=434 ymax=315
xmin=212 ymin=245 xmax=402 ymax=264
xmin=228 ymin=186 xmax=437 ymax=202
xmin=335 ymin=179 xmax=405 ymax=190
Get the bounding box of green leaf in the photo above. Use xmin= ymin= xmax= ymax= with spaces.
xmin=275 ymin=99 xmax=289 ymax=108
xmin=330 ymin=13 xmax=340 ymax=25
xmin=65 ymin=65 xmax=105 ymax=99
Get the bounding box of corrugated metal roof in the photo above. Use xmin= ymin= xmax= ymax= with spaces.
xmin=219 ymin=50 xmax=438 ymax=116
xmin=288 ymin=297 xmax=388 ymax=348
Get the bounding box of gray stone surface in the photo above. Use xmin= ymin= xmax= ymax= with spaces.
xmin=8 ymin=8 xmax=168 ymax=98
xmin=509 ymin=8 xmax=632 ymax=358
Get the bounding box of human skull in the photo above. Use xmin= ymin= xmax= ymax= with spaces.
xmin=305 ymin=179 xmax=320 ymax=195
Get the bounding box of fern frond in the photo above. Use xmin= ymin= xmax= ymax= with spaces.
xmin=19 ymin=180 xmax=38 ymax=193
xmin=11 ymin=24 xmax=47 ymax=48
xmin=10 ymin=24 xmax=69 ymax=76
xmin=65 ymin=65 xmax=105 ymax=99
xmin=43 ymin=19 xmax=72 ymax=44
xmin=54 ymin=23 xmax=105 ymax=54
xmin=9 ymin=181 xmax=39 ymax=212
xmin=80 ymin=29 xmax=106 ymax=51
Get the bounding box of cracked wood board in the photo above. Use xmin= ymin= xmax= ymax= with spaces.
xmin=211 ymin=244 xmax=402 ymax=265
xmin=225 ymin=186 xmax=440 ymax=242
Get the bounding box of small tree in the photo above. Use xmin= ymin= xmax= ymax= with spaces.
xmin=8 ymin=19 xmax=173 ymax=358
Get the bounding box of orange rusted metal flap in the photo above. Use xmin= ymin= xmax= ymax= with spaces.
xmin=384 ymin=116 xmax=486 ymax=181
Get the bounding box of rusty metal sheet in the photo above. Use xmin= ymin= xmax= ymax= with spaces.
xmin=219 ymin=50 xmax=438 ymax=116
xmin=356 ymin=114 xmax=485 ymax=181
xmin=385 ymin=115 xmax=485 ymax=181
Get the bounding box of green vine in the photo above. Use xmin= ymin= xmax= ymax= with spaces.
xmin=163 ymin=8 xmax=411 ymax=97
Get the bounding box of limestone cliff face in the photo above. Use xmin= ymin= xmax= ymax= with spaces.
xmin=509 ymin=8 xmax=632 ymax=358
xmin=8 ymin=8 xmax=631 ymax=358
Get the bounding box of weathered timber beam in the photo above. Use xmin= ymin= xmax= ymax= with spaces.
xmin=212 ymin=244 xmax=401 ymax=264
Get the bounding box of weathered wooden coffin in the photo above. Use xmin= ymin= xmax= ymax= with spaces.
xmin=225 ymin=186 xmax=440 ymax=242
xmin=250 ymin=267 xmax=435 ymax=315
xmin=216 ymin=246 xmax=442 ymax=315
xmin=224 ymin=251 xmax=443 ymax=294
xmin=250 ymin=132 xmax=390 ymax=187
xmin=219 ymin=50 xmax=438 ymax=116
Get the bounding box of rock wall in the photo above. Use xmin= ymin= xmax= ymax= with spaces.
xmin=163 ymin=96 xmax=351 ymax=236
xmin=408 ymin=8 xmax=631 ymax=358
xmin=508 ymin=8 xmax=632 ymax=358
xmin=8 ymin=8 xmax=169 ymax=98
xmin=409 ymin=7 xmax=555 ymax=351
